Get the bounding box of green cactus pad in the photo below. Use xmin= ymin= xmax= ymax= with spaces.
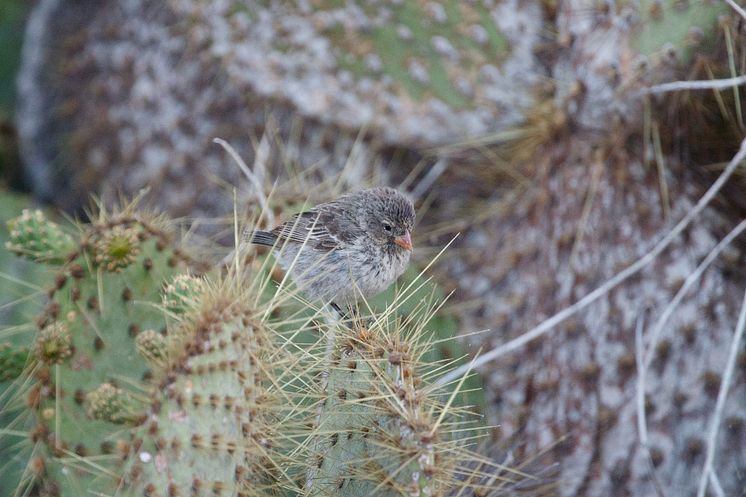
xmin=633 ymin=1 xmax=729 ymax=65
xmin=325 ymin=1 xmax=510 ymax=108
xmin=0 ymin=193 xmax=57 ymax=497
xmin=308 ymin=319 xmax=452 ymax=497
xmin=28 ymin=210 xmax=205 ymax=496
xmin=117 ymin=291 xmax=282 ymax=497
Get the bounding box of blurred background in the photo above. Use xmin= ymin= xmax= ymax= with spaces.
xmin=2 ymin=1 xmax=746 ymax=496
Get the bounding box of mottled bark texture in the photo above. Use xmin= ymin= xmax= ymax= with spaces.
xmin=16 ymin=0 xmax=548 ymax=219
xmin=17 ymin=0 xmax=398 ymax=218
xmin=446 ymin=135 xmax=746 ymax=497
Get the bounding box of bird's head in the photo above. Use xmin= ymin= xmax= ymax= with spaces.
xmin=363 ymin=188 xmax=415 ymax=252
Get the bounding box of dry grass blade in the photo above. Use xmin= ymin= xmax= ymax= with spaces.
xmin=695 ymin=281 xmax=746 ymax=497
xmin=725 ymin=0 xmax=746 ymax=21
xmin=640 ymin=75 xmax=746 ymax=95
xmin=213 ymin=137 xmax=273 ymax=227
xmin=635 ymin=312 xmax=667 ymax=497
xmin=709 ymin=471 xmax=726 ymax=497
xmin=409 ymin=158 xmax=449 ymax=203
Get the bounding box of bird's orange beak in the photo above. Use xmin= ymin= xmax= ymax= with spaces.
xmin=394 ymin=231 xmax=413 ymax=251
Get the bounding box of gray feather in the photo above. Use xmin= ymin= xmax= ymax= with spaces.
xmin=255 ymin=187 xmax=415 ymax=306
xmin=250 ymin=230 xmax=278 ymax=247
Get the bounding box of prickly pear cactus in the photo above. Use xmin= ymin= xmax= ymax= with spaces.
xmin=633 ymin=0 xmax=728 ymax=65
xmin=168 ymin=0 xmax=533 ymax=145
xmin=4 ymin=203 xmax=301 ymax=497
xmin=114 ymin=283 xmax=283 ymax=497
xmin=1 ymin=196 xmax=547 ymax=496
xmin=307 ymin=315 xmax=464 ymax=497
xmin=15 ymin=204 xmax=207 ymax=495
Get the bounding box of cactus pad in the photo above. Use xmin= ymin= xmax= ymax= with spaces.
xmin=118 ymin=294 xmax=281 ymax=497
xmin=633 ymin=1 xmax=729 ymax=65
xmin=18 ymin=207 xmax=205 ymax=495
xmin=308 ymin=317 xmax=456 ymax=497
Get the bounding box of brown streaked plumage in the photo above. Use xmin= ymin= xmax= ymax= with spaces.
xmin=251 ymin=187 xmax=415 ymax=308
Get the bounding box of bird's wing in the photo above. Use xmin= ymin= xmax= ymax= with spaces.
xmin=271 ymin=207 xmax=354 ymax=251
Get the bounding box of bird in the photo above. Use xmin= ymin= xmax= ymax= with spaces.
xmin=250 ymin=187 xmax=415 ymax=312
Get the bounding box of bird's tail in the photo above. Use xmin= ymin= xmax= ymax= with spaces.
xmin=250 ymin=230 xmax=278 ymax=247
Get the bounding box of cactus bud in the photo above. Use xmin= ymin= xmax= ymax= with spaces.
xmin=85 ymin=383 xmax=142 ymax=424
xmin=5 ymin=209 xmax=75 ymax=263
xmin=93 ymin=225 xmax=141 ymax=272
xmin=162 ymin=274 xmax=205 ymax=315
xmin=34 ymin=322 xmax=72 ymax=364
xmin=135 ymin=329 xmax=168 ymax=364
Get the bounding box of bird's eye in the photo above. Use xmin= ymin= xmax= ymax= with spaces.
xmin=383 ymin=223 xmax=392 ymax=232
